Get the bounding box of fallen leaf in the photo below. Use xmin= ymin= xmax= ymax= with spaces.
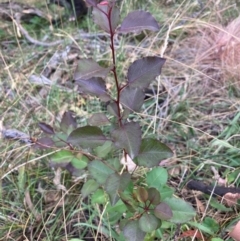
xmin=222 ymin=192 xmax=240 ymax=206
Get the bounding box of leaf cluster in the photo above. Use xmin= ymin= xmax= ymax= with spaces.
xmin=34 ymin=1 xmax=196 ymax=240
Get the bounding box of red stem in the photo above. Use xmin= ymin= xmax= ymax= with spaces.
xmin=107 ymin=6 xmax=122 ymax=126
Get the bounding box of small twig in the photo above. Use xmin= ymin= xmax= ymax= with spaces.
xmin=187 ymin=179 xmax=240 ymax=197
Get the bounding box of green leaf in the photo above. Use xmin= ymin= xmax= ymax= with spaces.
xmin=139 ymin=213 xmax=161 ymax=232
xmin=210 ymin=199 xmax=232 ymax=211
xmin=146 ymin=167 xmax=168 ymax=189
xmin=203 ymin=217 xmax=219 ymax=233
xmin=165 ymin=197 xmax=196 ymax=223
xmin=105 ymin=173 xmax=131 ymax=205
xmin=154 ymin=202 xmax=173 ymax=220
xmin=158 ymin=185 xmax=174 ymax=200
xmin=67 ymin=126 xmax=107 ymax=148
xmin=50 ymin=150 xmax=73 ymax=166
xmin=123 ymin=221 xmax=146 ymax=241
xmin=112 ymin=122 xmax=141 ymax=159
xmin=106 ymin=199 xmax=127 ymax=214
xmin=92 ymin=189 xmax=106 ymax=204
xmin=119 ymin=192 xmax=138 ymax=213
xmin=81 ymin=179 xmax=99 ymax=198
xmin=88 ymin=160 xmax=114 ymax=184
xmin=188 ymin=221 xmax=215 ymax=235
xmin=94 ymin=141 xmax=113 ymax=158
xmin=134 ymin=138 xmax=173 ymax=167
xmin=71 ymin=154 xmax=88 ymax=169
xmin=105 ymin=158 xmax=122 ymax=172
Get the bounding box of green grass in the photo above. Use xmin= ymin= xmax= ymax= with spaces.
xmin=0 ymin=0 xmax=240 ymax=240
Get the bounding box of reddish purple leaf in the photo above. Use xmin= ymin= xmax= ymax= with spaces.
xmin=34 ymin=137 xmax=55 ymax=149
xmin=120 ymin=87 xmax=145 ymax=112
xmin=93 ymin=3 xmax=120 ymax=33
xmin=67 ymin=126 xmax=107 ymax=148
xmin=107 ymin=101 xmax=119 ymax=117
xmin=38 ymin=122 xmax=55 ymax=135
xmin=88 ymin=113 xmax=110 ymax=126
xmin=127 ymin=57 xmax=166 ymax=89
xmin=60 ymin=111 xmax=77 ymax=133
xmin=134 ymin=138 xmax=173 ymax=168
xmin=148 ymin=188 xmax=161 ymax=205
xmin=112 ymin=122 xmax=141 ymax=159
xmin=117 ymin=10 xmax=160 ymax=34
xmin=154 ymin=202 xmax=173 ymax=220
xmin=76 ymin=77 xmax=110 ymax=101
xmin=74 ymin=59 xmax=112 ymax=80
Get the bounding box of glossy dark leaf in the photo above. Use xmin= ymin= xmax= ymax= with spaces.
xmin=93 ymin=3 xmax=120 ymax=33
xmin=88 ymin=160 xmax=114 ymax=185
xmin=120 ymin=87 xmax=145 ymax=112
xmin=105 ymin=173 xmax=131 ymax=206
xmin=38 ymin=122 xmax=55 ymax=135
xmin=88 ymin=113 xmax=110 ymax=126
xmin=134 ymin=138 xmax=173 ymax=167
xmin=154 ymin=202 xmax=173 ymax=220
xmin=139 ymin=213 xmax=161 ymax=232
xmin=123 ymin=220 xmax=146 ymax=241
xmin=67 ymin=126 xmax=107 ymax=148
xmin=60 ymin=111 xmax=77 ymax=133
xmin=85 ymin=0 xmax=98 ymax=7
xmin=112 ymin=122 xmax=141 ymax=159
xmin=74 ymin=59 xmax=112 ymax=80
xmin=127 ymin=57 xmax=166 ymax=89
xmin=76 ymin=77 xmax=110 ymax=101
xmin=148 ymin=187 xmax=161 ymax=205
xmin=81 ymin=179 xmax=99 ymax=198
xmin=107 ymin=101 xmax=119 ymax=117
xmin=117 ymin=10 xmax=160 ymax=34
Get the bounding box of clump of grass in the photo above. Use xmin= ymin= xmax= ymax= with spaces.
xmin=171 ymin=15 xmax=240 ymax=90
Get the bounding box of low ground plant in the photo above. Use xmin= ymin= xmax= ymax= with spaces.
xmin=36 ymin=1 xmax=196 ymax=240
